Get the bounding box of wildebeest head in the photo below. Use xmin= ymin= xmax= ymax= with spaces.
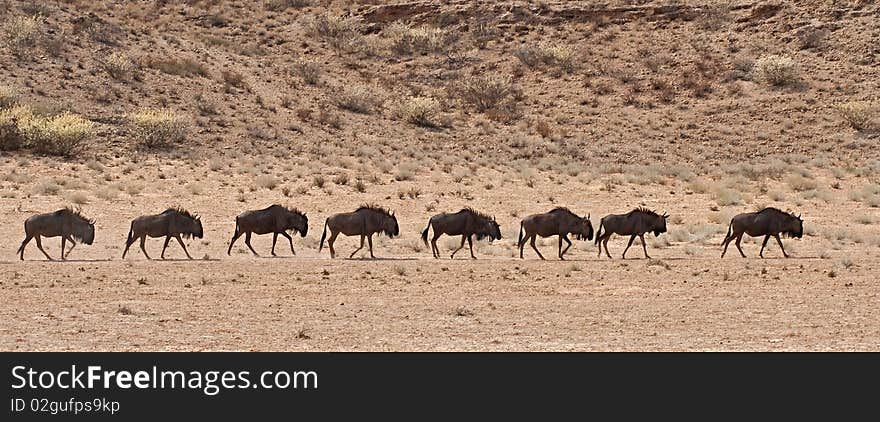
xmin=192 ymin=217 xmax=204 ymax=239
xmin=483 ymin=217 xmax=502 ymax=243
xmin=289 ymin=212 xmax=308 ymax=237
xmin=83 ymin=223 xmax=95 ymax=245
xmin=653 ymin=213 xmax=669 ymax=237
xmin=786 ymin=213 xmax=803 ymax=238
xmin=383 ymin=212 xmax=399 ymax=238
xmin=579 ymin=215 xmax=594 ymax=241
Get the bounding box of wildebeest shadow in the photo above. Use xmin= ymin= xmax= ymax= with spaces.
xmin=343 ymin=257 xmax=418 ymax=261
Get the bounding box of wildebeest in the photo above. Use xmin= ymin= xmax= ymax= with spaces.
xmin=122 ymin=208 xmax=203 ymax=260
xmin=227 ymin=205 xmax=308 ymax=256
xmin=319 ymin=205 xmax=399 ymax=259
xmin=18 ymin=208 xmax=95 ymax=260
xmin=517 ymin=207 xmax=593 ymax=260
xmin=721 ymin=207 xmax=803 ymax=258
xmin=595 ymin=208 xmax=668 ymax=259
xmin=420 ymin=208 xmax=501 ymax=259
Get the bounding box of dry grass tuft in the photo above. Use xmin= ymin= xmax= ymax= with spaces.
xmin=837 ymin=101 xmax=875 ymax=131
xmin=126 ymin=109 xmax=188 ymax=149
xmin=754 ymin=55 xmax=799 ymax=86
xmin=102 ymin=51 xmax=138 ymax=81
xmin=397 ymin=96 xmax=439 ymax=127
xmin=1 ymin=15 xmax=42 ymax=57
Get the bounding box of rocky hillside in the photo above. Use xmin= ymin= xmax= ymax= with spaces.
xmin=1 ymin=0 xmax=877 ymax=165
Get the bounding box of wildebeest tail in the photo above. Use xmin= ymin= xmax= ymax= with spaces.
xmin=318 ymin=218 xmax=328 ymax=252
xmin=594 ymin=219 xmax=604 ymax=246
xmin=722 ymin=221 xmax=732 ymax=245
xmin=517 ymin=221 xmax=524 ymax=247
xmin=420 ymin=221 xmax=431 ymax=247
xmin=16 ymin=221 xmax=27 ymax=256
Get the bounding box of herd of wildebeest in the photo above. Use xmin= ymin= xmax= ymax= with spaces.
xmin=15 ymin=203 xmax=805 ymax=261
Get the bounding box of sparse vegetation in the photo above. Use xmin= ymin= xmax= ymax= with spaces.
xmin=336 ymin=84 xmax=380 ymax=114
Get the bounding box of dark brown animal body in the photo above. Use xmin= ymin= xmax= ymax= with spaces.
xmin=420 ymin=208 xmax=501 ymax=259
xmin=595 ymin=208 xmax=668 ymax=259
xmin=319 ymin=205 xmax=399 ymax=259
xmin=227 ymin=205 xmax=308 ymax=256
xmin=721 ymin=207 xmax=803 ymax=258
xmin=517 ymin=207 xmax=593 ymax=260
xmin=122 ymin=208 xmax=203 ymax=260
xmin=18 ymin=208 xmax=95 ymax=260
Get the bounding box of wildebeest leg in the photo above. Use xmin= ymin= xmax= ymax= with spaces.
xmin=18 ymin=235 xmax=32 ymax=260
xmin=560 ymin=234 xmax=573 ymax=259
xmin=759 ymin=234 xmax=770 ymax=258
xmin=349 ymin=235 xmax=365 ymax=259
xmin=244 ymin=232 xmax=258 ymax=256
xmin=734 ymin=234 xmax=746 ymax=258
xmin=431 ymin=233 xmax=442 ymax=258
xmin=520 ymin=232 xmax=527 ymax=259
xmin=327 ymin=231 xmax=338 ymax=259
xmin=280 ymin=231 xmax=295 ymax=255
xmin=622 ymin=234 xmax=636 ymax=259
xmin=599 ymin=236 xmax=612 ymax=259
xmin=139 ymin=236 xmax=151 ymax=260
xmin=774 ymin=234 xmax=789 ymax=258
xmin=368 ymin=235 xmax=375 ymax=259
xmin=174 ymin=235 xmax=193 ymax=259
xmin=639 ymin=234 xmax=650 ymax=259
xmin=161 ymin=236 xmax=172 ymax=259
xmin=467 ymin=235 xmax=476 ymax=259
xmin=60 ymin=236 xmax=66 ymax=260
xmin=34 ymin=236 xmax=53 ymax=260
xmin=63 ymin=236 xmax=76 ymax=260
xmin=450 ymin=235 xmax=466 ymax=259
xmin=271 ymin=233 xmax=278 ymax=256
xmin=529 ymin=234 xmax=545 ymax=260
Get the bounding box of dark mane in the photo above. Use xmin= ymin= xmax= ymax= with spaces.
xmin=757 ymin=207 xmax=797 ymax=219
xmin=163 ymin=207 xmax=199 ymax=220
xmin=458 ymin=207 xmax=493 ymax=221
xmin=357 ymin=204 xmax=394 ymax=218
xmin=267 ymin=204 xmax=306 ymax=218
xmin=629 ymin=207 xmax=660 ymax=217
xmin=549 ymin=207 xmax=579 ymax=218
xmin=57 ymin=207 xmax=94 ymax=224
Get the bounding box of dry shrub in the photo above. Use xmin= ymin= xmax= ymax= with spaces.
xmin=451 ymin=75 xmax=515 ymax=112
xmin=837 ymin=101 xmax=874 ymax=131
xmin=102 ymin=51 xmax=138 ymax=81
xmin=397 ymin=96 xmax=439 ymax=127
xmin=293 ymin=60 xmax=321 ymax=85
xmin=385 ymin=23 xmax=451 ymax=55
xmin=126 ymin=109 xmax=188 ymax=149
xmin=142 ymin=55 xmax=209 ymax=78
xmin=336 ymin=84 xmax=380 ymax=114
xmin=264 ymin=0 xmax=310 ymax=11
xmin=513 ymin=44 xmax=576 ymax=73
xmin=754 ymin=55 xmax=799 ymax=86
xmin=786 ymin=174 xmax=817 ymax=192
xmin=255 ymin=175 xmax=279 ymax=190
xmin=0 ymin=86 xmax=19 ymax=108
xmin=221 ymin=70 xmax=247 ymax=90
xmin=305 ymin=14 xmax=362 ymax=51
xmin=1 ymin=15 xmax=42 ymax=57
xmin=2 ymin=106 xmax=94 ymax=156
